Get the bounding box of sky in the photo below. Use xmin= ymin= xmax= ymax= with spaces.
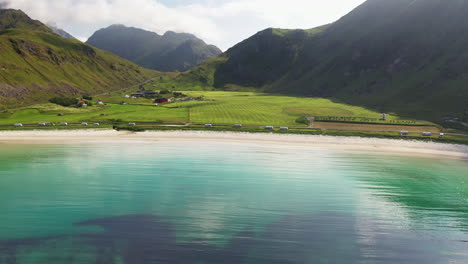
xmin=1 ymin=0 xmax=366 ymax=50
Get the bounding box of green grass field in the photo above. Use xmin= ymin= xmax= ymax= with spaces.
xmin=0 ymin=91 xmax=431 ymax=127
xmin=2 ymin=90 xmax=468 ymax=144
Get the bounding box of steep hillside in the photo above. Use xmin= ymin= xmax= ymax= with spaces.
xmin=171 ymin=26 xmax=327 ymax=90
xmin=0 ymin=10 xmax=158 ymax=109
xmin=86 ymin=25 xmax=222 ymax=72
xmin=0 ymin=9 xmax=53 ymax=33
xmin=174 ymin=0 xmax=468 ymax=122
xmin=273 ymin=0 xmax=468 ymax=121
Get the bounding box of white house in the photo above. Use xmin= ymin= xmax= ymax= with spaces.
xmin=14 ymin=123 xmax=23 ymax=127
xmin=265 ymin=126 xmax=274 ymax=130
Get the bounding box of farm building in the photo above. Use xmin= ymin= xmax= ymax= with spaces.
xmin=14 ymin=123 xmax=23 ymax=127
xmin=400 ymin=131 xmax=409 ymax=136
xmin=128 ymin=123 xmax=136 ymax=126
xmin=38 ymin=122 xmax=53 ymax=126
xmin=265 ymin=126 xmax=274 ymax=130
xmin=155 ymin=98 xmax=171 ymax=104
xmin=78 ymin=100 xmax=88 ymax=107
xmin=82 ymin=122 xmax=88 ymax=126
xmin=94 ymin=123 xmax=100 ymax=126
xmin=131 ymin=90 xmax=158 ymax=98
xmin=380 ymin=113 xmax=387 ymax=121
xmin=422 ymin=132 xmax=432 ymax=137
xmin=120 ymin=101 xmax=128 ymax=105
xmin=205 ymin=124 xmax=213 ymax=128
xmin=234 ymin=124 xmax=242 ymax=128
xmin=280 ymin=127 xmax=289 ymax=131
xmin=60 ymin=122 xmax=68 ymax=126
xmin=96 ymin=100 xmax=104 ymax=105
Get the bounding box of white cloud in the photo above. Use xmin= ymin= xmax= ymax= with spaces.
xmin=3 ymin=0 xmax=366 ymax=50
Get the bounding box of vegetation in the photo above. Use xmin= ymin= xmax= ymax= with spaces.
xmin=0 ymin=91 xmax=436 ymax=127
xmin=0 ymin=9 xmax=160 ymax=110
xmin=0 ymin=9 xmax=54 ymax=33
xmin=160 ymin=0 xmax=468 ymax=125
xmin=49 ymin=97 xmax=79 ymax=107
xmin=2 ymin=90 xmax=466 ymax=144
xmin=159 ymin=89 xmax=171 ymax=94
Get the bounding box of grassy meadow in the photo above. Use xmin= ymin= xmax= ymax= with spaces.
xmin=0 ymin=91 xmax=431 ymax=127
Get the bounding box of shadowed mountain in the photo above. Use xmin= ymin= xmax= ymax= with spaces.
xmin=0 ymin=9 xmax=158 ymax=109
xmin=47 ymin=24 xmax=77 ymax=40
xmin=174 ymin=0 xmax=468 ymax=122
xmin=86 ymin=25 xmax=222 ymax=72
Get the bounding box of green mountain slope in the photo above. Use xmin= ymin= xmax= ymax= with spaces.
xmin=174 ymin=0 xmax=468 ymax=122
xmin=86 ymin=25 xmax=222 ymax=72
xmin=0 ymin=9 xmax=53 ymax=33
xmin=0 ymin=10 xmax=157 ymax=109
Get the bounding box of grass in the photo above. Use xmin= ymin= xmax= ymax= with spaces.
xmin=2 ymin=90 xmax=467 ymax=145
xmin=0 ymin=28 xmax=159 ymax=109
xmin=1 ymin=91 xmax=439 ymax=129
xmin=110 ymin=125 xmax=468 ymax=146
xmin=181 ymin=91 xmax=428 ymax=127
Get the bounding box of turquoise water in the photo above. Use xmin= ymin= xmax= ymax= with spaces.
xmin=0 ymin=141 xmax=467 ymax=263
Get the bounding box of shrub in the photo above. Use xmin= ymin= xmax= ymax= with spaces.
xmin=160 ymin=89 xmax=171 ymax=94
xmin=82 ymin=95 xmax=93 ymax=100
xmin=49 ymin=97 xmax=79 ymax=107
xmin=295 ymin=116 xmax=310 ymax=125
xmin=173 ymin=92 xmax=186 ymax=97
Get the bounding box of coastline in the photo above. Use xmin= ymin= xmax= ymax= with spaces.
xmin=1 ymin=130 xmax=468 ymax=159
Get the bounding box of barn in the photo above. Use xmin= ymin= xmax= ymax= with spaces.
xmin=155 ymin=98 xmax=170 ymax=104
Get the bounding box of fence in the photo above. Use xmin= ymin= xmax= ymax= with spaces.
xmin=313 ymin=116 xmax=420 ymax=125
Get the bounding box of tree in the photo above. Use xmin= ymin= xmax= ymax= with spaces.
xmin=49 ymin=97 xmax=79 ymax=107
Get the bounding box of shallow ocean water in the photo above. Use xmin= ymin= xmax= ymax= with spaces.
xmin=0 ymin=140 xmax=467 ymax=263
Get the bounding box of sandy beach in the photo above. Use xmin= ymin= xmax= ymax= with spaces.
xmin=0 ymin=130 xmax=467 ymax=159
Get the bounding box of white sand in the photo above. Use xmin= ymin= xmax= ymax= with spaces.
xmin=0 ymin=130 xmax=467 ymax=159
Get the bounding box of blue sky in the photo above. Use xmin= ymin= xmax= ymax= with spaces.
xmin=3 ymin=0 xmax=366 ymax=50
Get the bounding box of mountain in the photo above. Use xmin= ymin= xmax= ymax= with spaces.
xmin=0 ymin=9 xmax=54 ymax=33
xmin=86 ymin=25 xmax=222 ymax=72
xmin=175 ymin=0 xmax=468 ymax=122
xmin=47 ymin=24 xmax=77 ymax=40
xmin=0 ymin=9 xmax=157 ymax=109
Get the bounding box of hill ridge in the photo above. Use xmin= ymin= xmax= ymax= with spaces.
xmin=86 ymin=24 xmax=222 ymax=72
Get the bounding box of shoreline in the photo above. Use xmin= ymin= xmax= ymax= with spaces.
xmin=1 ymin=130 xmax=468 ymax=159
